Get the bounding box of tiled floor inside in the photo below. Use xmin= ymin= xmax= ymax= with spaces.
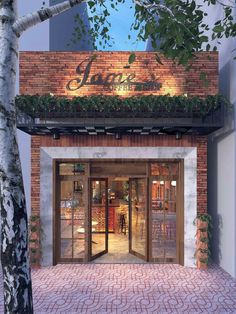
xmin=92 ymin=233 xmax=145 ymax=263
xmin=1 ymin=263 xmax=236 ymax=313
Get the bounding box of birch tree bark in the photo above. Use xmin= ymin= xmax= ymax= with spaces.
xmin=0 ymin=1 xmax=86 ymax=313
xmin=0 ymin=2 xmax=34 ymax=313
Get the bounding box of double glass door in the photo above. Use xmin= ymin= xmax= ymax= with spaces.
xmin=89 ymin=178 xmax=148 ymax=261
xmin=56 ymin=161 xmax=182 ymax=264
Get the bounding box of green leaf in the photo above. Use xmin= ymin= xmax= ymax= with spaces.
xmin=128 ymin=53 xmax=136 ymax=64
xmin=200 ymin=36 xmax=208 ymax=43
xmin=213 ymin=25 xmax=224 ymax=33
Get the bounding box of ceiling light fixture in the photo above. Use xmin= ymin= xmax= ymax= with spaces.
xmin=175 ymin=131 xmax=182 ymax=140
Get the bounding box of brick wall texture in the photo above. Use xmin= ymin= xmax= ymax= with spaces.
xmin=20 ymin=51 xmax=218 ymax=97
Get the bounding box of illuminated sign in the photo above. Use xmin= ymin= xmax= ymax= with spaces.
xmin=66 ymin=56 xmax=162 ymax=92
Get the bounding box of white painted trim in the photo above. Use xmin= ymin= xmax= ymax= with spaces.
xmin=40 ymin=146 xmax=197 ymax=267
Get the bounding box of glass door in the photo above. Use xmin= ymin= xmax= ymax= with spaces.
xmin=57 ymin=162 xmax=87 ymax=263
xmin=89 ymin=178 xmax=108 ymax=260
xmin=129 ymin=178 xmax=147 ymax=260
xmin=150 ymin=162 xmax=178 ymax=263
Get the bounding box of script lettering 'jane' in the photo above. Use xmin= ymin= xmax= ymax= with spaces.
xmin=66 ymin=56 xmax=162 ymax=92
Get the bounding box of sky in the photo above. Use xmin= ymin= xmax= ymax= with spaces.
xmin=19 ymin=0 xmax=146 ymax=51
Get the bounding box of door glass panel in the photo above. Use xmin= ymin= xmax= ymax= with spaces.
xmin=73 ymin=240 xmax=85 ymax=259
xmin=91 ymin=180 xmax=107 ymax=257
xmin=59 ymin=163 xmax=86 ymax=175
xmin=151 ymin=179 xmax=177 ymax=262
xmin=61 ymin=220 xmax=72 ymax=238
xmin=151 ymin=163 xmax=178 ymax=177
xmin=61 ymin=239 xmax=72 ymax=258
xmin=59 ymin=176 xmax=85 ymax=260
xmin=130 ymin=179 xmax=146 ymax=258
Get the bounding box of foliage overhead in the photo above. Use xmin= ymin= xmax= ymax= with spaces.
xmin=73 ymin=0 xmax=236 ymax=65
xmin=15 ymin=94 xmax=230 ymax=118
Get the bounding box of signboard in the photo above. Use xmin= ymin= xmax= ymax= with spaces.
xmin=66 ymin=55 xmax=162 ymax=92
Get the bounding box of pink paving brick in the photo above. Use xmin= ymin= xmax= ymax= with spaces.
xmin=0 ymin=264 xmax=236 ymax=313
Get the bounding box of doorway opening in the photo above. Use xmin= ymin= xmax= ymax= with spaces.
xmin=91 ymin=176 xmax=146 ymax=263
xmin=54 ymin=160 xmax=183 ymax=265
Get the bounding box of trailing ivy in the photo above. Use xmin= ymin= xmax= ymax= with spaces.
xmin=15 ymin=94 xmax=230 ymax=118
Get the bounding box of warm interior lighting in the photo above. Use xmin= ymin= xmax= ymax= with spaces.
xmin=53 ymin=130 xmax=60 ymax=140
xmin=114 ymin=177 xmax=129 ymax=181
xmin=153 ymin=181 xmax=157 ymax=184
xmin=115 ymin=132 xmax=122 ymax=140
xmin=175 ymin=131 xmax=182 ymax=140
xmin=160 ymin=181 xmax=164 ymax=185
xmin=171 ymin=181 xmax=176 ymax=187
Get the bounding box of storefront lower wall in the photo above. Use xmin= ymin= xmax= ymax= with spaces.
xmin=31 ymin=135 xmax=207 ymax=267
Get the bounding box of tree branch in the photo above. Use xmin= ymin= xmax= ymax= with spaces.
xmin=12 ymin=0 xmax=87 ymax=37
xmin=133 ymin=0 xmax=174 ymax=17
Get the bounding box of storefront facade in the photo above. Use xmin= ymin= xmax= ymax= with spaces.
xmin=17 ymin=52 xmax=222 ymax=268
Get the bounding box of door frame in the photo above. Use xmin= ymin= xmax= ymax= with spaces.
xmin=53 ymin=159 xmax=184 ymax=265
xmin=88 ymin=178 xmax=109 ymax=261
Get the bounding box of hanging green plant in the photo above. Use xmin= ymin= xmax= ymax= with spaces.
xmin=194 ymin=212 xmax=213 ymax=269
xmin=15 ymin=94 xmax=231 ymax=118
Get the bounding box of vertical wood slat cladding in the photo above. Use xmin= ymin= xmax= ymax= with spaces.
xmin=31 ymin=134 xmax=207 ymax=217
xmin=20 ymin=51 xmax=218 ymax=97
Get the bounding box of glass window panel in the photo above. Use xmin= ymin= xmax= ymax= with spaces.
xmin=151 ymin=178 xmax=177 ymax=261
xmin=61 ymin=239 xmax=72 ymax=258
xmin=73 ymin=220 xmax=84 ymax=238
xmin=73 ymin=163 xmax=85 ymax=175
xmin=151 ymin=163 xmax=178 ymax=176
xmin=131 ymin=179 xmax=146 ymax=257
xmin=61 ymin=220 xmax=72 ymax=238
xmin=59 ymin=163 xmax=86 ymax=176
xmin=60 ymin=180 xmax=73 ymax=219
xmin=73 ymin=240 xmax=85 ymax=259
xmin=59 ymin=176 xmax=85 ymax=261
xmin=91 ymin=180 xmax=107 ymax=257
xmin=59 ymin=163 xmax=75 ymax=175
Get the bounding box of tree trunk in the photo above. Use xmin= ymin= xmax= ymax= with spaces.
xmin=0 ymin=2 xmax=33 ymax=313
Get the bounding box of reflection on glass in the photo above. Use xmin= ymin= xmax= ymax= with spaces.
xmin=59 ymin=163 xmax=86 ymax=176
xmin=61 ymin=239 xmax=72 ymax=258
xmin=61 ymin=220 xmax=72 ymax=238
xmin=73 ymin=240 xmax=85 ymax=259
xmin=91 ymin=180 xmax=106 ymax=257
xmin=59 ymin=176 xmax=85 ymax=260
xmin=151 ymin=163 xmax=178 ymax=176
xmin=130 ymin=179 xmax=146 ymax=257
xmin=152 ymin=180 xmax=177 ymax=262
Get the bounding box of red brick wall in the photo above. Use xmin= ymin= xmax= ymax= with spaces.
xmin=197 ymin=137 xmax=208 ymax=213
xmin=20 ymin=51 xmax=218 ymax=97
xmin=31 ymin=134 xmax=207 ymax=216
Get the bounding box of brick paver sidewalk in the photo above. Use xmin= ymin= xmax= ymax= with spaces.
xmin=0 ymin=264 xmax=236 ymax=313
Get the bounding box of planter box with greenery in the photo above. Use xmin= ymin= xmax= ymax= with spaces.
xmin=194 ymin=213 xmax=212 ymax=270
xmin=29 ymin=214 xmax=41 ymax=269
xmin=15 ymin=94 xmax=230 ymax=119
